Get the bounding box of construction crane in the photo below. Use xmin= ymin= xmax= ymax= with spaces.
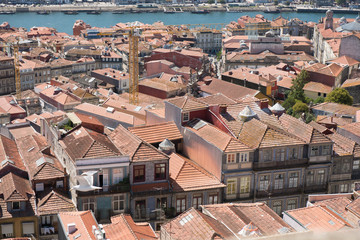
xmin=1 ymin=42 xmax=21 ymax=100
xmin=98 ymin=23 xmax=293 ymax=105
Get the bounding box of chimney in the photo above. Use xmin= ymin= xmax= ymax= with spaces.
xmin=219 ymin=104 xmax=227 ymax=114
xmin=68 ymin=223 xmax=76 ymax=235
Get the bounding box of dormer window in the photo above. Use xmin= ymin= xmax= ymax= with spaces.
xmin=240 ymin=153 xmax=248 ymax=162
xmin=12 ymin=201 xmax=20 ymax=210
xmin=182 ymin=112 xmax=189 ymax=122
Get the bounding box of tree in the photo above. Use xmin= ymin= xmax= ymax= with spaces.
xmin=325 ymin=88 xmax=353 ymax=106
xmin=288 ymin=70 xmax=309 ymax=103
xmin=293 ymin=101 xmax=309 ymax=114
xmin=314 ymin=96 xmax=325 ymax=104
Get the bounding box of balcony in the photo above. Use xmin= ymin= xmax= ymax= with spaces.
xmin=253 ymin=159 xmax=308 ymax=171
xmin=304 ymin=184 xmax=327 ymax=194
xmin=133 ymin=208 xmax=167 ymax=222
xmin=77 ymin=182 xmax=130 ymax=197
xmin=256 ymin=186 xmax=302 ymax=198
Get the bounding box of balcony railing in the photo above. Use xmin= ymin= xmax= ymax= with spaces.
xmin=304 ymin=184 xmax=327 ymax=193
xmin=133 ymin=208 xmax=167 ymax=221
xmin=256 ymin=186 xmax=302 ymax=198
xmin=77 ymin=183 xmax=130 ymax=197
xmin=253 ymin=158 xmax=308 ymax=170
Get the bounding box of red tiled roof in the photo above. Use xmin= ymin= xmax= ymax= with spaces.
xmin=330 ymin=55 xmax=360 ymax=66
xmin=129 ymin=121 xmax=182 ymax=144
xmin=60 ymin=126 xmax=120 ymax=161
xmin=313 ymin=197 xmax=352 ymax=217
xmin=58 ymin=211 xmax=98 ymax=240
xmin=0 ymin=172 xmax=34 ymax=201
xmin=166 ymin=96 xmax=207 ymax=112
xmin=169 ymin=153 xmax=225 ymax=191
xmin=104 ymin=214 xmax=157 ymax=240
xmin=311 ymin=102 xmax=360 ymax=116
xmin=346 ymin=197 xmax=360 ymax=218
xmin=203 ymin=202 xmax=293 ymax=236
xmin=37 ymin=190 xmax=76 ymax=215
xmin=0 ymin=135 xmax=26 ymax=171
xmin=284 ymin=205 xmax=350 ymax=232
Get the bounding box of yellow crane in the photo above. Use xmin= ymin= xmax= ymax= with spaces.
xmin=98 ymin=23 xmax=293 ymax=105
xmin=1 ymin=42 xmax=21 ymax=100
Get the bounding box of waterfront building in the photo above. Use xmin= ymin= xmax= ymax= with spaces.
xmin=0 ymin=56 xmax=15 ymax=95
xmin=194 ymin=29 xmax=222 ymax=54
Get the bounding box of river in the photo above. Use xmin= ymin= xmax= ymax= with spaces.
xmin=0 ymin=11 xmax=359 ymax=34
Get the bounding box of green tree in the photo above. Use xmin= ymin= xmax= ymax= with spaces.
xmin=293 ymin=101 xmax=309 ymax=114
xmin=216 ymin=50 xmax=222 ymax=61
xmin=325 ymin=88 xmax=353 ymax=106
xmin=314 ymin=96 xmax=325 ymax=104
xmin=288 ymin=70 xmax=309 ymax=103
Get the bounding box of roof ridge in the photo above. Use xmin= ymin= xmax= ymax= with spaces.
xmin=80 ymin=211 xmax=95 ymax=240
xmin=122 ymin=214 xmax=139 ymax=240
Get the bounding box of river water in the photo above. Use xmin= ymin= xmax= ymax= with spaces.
xmin=0 ymin=11 xmax=359 ymax=34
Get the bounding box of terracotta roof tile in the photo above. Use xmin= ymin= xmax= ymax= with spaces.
xmin=0 ymin=135 xmax=26 ymax=171
xmin=202 ymin=202 xmax=293 ymax=236
xmin=284 ymin=205 xmax=350 ymax=232
xmin=327 ymin=132 xmax=355 ymax=156
xmin=104 ymin=214 xmax=157 ymax=240
xmin=346 ymin=197 xmax=360 ymax=218
xmin=16 ymin=134 xmax=64 ymax=181
xmin=330 ymin=55 xmax=359 ymax=66
xmin=58 ymin=211 xmax=98 ymax=240
xmin=311 ymin=102 xmax=360 ymax=116
xmin=313 ymin=197 xmax=352 ymax=217
xmin=110 ymin=124 xmax=168 ymax=162
xmin=0 ymin=172 xmax=34 ymax=201
xmin=342 ymin=78 xmax=360 ymax=88
xmin=169 ymin=153 xmax=225 ymax=192
xmin=9 ymin=125 xmax=37 ymax=139
xmin=129 ymin=121 xmax=182 ymax=144
xmin=37 ymin=190 xmax=76 ymax=215
xmin=303 ymin=81 xmax=333 ymax=94
xmin=60 ymin=126 xmax=120 ymax=161
xmin=162 ymin=208 xmax=235 ymax=240
xmin=198 ymin=93 xmax=237 ymax=105
xmin=166 ymin=96 xmax=207 ymax=112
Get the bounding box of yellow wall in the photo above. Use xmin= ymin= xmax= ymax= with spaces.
xmin=0 ymin=216 xmax=39 ymax=239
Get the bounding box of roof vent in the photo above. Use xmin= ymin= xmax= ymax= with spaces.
xmin=9 ymin=100 xmax=16 ymax=105
xmin=238 ymin=106 xmax=257 ymax=121
xmin=270 ymin=102 xmax=285 ymax=113
xmin=68 ymin=223 xmax=76 ymax=235
xmin=159 ymin=139 xmax=176 ymax=155
xmin=106 ymin=107 xmax=115 ymax=113
xmin=238 ymin=222 xmax=261 ymax=237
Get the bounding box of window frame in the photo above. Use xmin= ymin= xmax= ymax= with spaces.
xmin=113 ymin=168 xmax=124 ymax=184
xmin=133 ymin=165 xmax=145 ymax=183
xmin=156 ymin=197 xmax=167 ymax=209
xmin=311 ymin=146 xmax=320 ymax=156
xmin=289 ymin=147 xmax=298 ymax=160
xmin=154 ymin=163 xmax=166 ymax=181
xmin=322 ymin=145 xmax=331 ymax=155
xmin=182 ymin=112 xmax=190 ymax=122
xmin=240 ymin=152 xmax=249 ymax=162
xmin=354 ymin=160 xmax=360 ymax=170
xmin=176 ymin=196 xmax=186 ymax=214
xmin=259 ymin=175 xmax=270 ymax=191
xmin=289 ymin=172 xmax=299 ymax=188
xmin=227 ymin=153 xmax=236 ymax=163
xmin=272 ymin=200 xmax=283 ymax=215
xmin=240 ymin=176 xmax=250 ymax=194
xmin=208 ymin=193 xmax=218 ymax=205
xmin=192 ymin=194 xmax=203 ymax=209
xmin=12 ymin=201 xmax=20 ymax=211
xmin=226 ymin=178 xmax=237 ymax=195
xmin=316 ymin=169 xmax=325 ymax=185
xmin=287 ymin=198 xmax=297 ymax=211
xmin=113 ymin=194 xmax=125 ymax=212
xmin=83 ymin=197 xmax=95 ymax=213
xmin=274 ymin=173 xmax=284 ymax=190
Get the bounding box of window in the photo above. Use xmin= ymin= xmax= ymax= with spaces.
xmin=306 ymin=171 xmax=314 ymax=186
xmin=133 ymin=165 xmax=145 ymax=182
xmin=227 ymin=179 xmax=237 ymax=195
xmin=1 ymin=223 xmax=14 ymax=238
xmin=259 ymin=175 xmax=270 ymax=191
xmin=83 ymin=198 xmax=95 ymax=212
xmin=35 ymin=183 xmax=44 ymax=192
xmin=240 ymin=153 xmax=248 ymax=162
xmin=343 ymin=159 xmax=351 ymax=173
xmin=227 ymin=153 xmax=236 ymax=163
xmin=272 ymin=200 xmax=282 ymax=215
xmin=176 ymin=197 xmax=186 ymax=214
xmin=56 ymin=180 xmax=64 ymax=188
xmin=262 ymin=150 xmax=272 ymax=162
xmin=113 ymin=195 xmax=125 ymax=212
xmin=192 ymin=195 xmax=202 ymax=209
xmin=289 ymin=172 xmax=299 ymax=188
xmin=322 ymin=145 xmax=331 ymax=155
xmin=340 ymin=184 xmax=349 ymax=193
xmin=113 ymin=168 xmax=124 ymax=184
xmin=155 ymin=163 xmax=166 ymax=180
xmin=287 ymin=199 xmax=297 ymax=210
xmin=318 ymin=92 xmax=321 ymax=96
xmin=208 ymin=194 xmax=218 ymax=204
xmin=354 ymin=160 xmax=360 ymax=170
xmin=41 ymin=215 xmax=51 ymax=226
xmin=274 ymin=174 xmax=284 ymax=190
xmin=182 ymin=112 xmax=189 ymax=122
xmin=289 ymin=147 xmax=298 ymax=159
xmin=275 ymin=148 xmax=285 ymax=161
xmin=123 ymin=81 xmax=127 ymax=87
xmin=240 ymin=176 xmax=250 ymax=194
xmin=12 ymin=201 xmax=20 ymax=210
xmin=156 ymin=197 xmax=167 ymax=209
xmin=22 ymin=222 xmax=35 ymax=237
xmin=311 ymin=146 xmax=320 ymax=156
xmin=316 ymin=170 xmax=325 ymax=185
xmin=102 ymin=169 xmax=109 ymax=186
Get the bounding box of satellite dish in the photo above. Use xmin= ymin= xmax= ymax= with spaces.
xmin=70 ymin=171 xmax=102 ymax=192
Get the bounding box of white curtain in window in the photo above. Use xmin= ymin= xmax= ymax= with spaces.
xmin=1 ymin=224 xmax=13 ymax=235
xmin=22 ymin=222 xmax=35 ymax=235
